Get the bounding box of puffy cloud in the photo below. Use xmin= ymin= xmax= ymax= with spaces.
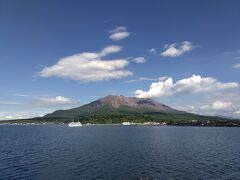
xmin=109 ymin=26 xmax=130 ymax=41
xmin=134 ymin=75 xmax=240 ymax=118
xmin=132 ymin=57 xmax=146 ymax=63
xmin=173 ymin=75 xmax=238 ymax=93
xmin=201 ymin=101 xmax=232 ymax=110
xmin=38 ymin=45 xmax=133 ymax=82
xmin=135 ymin=75 xmax=239 ymax=98
xmin=161 ymin=41 xmax=195 ymax=57
xmin=212 ymin=101 xmax=232 ymax=110
xmin=233 ymin=63 xmax=240 ymax=69
xmin=135 ymin=78 xmax=173 ymax=98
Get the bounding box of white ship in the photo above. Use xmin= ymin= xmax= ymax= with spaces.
xmin=122 ymin=122 xmax=132 ymax=126
xmin=68 ymin=121 xmax=82 ymax=127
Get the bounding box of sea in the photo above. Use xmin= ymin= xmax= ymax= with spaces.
xmin=0 ymin=125 xmax=240 ymax=179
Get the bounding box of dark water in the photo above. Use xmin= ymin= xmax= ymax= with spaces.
xmin=0 ymin=125 xmax=240 ymax=179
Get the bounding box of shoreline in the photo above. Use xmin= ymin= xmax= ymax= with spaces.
xmin=0 ymin=122 xmax=239 ymax=127
xmin=0 ymin=123 xmax=166 ymax=126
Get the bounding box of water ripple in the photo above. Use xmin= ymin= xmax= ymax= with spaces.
xmin=0 ymin=125 xmax=240 ymax=179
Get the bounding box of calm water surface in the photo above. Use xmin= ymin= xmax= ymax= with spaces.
xmin=0 ymin=125 xmax=240 ymax=179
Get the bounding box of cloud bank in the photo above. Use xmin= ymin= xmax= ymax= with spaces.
xmin=135 ymin=75 xmax=239 ymax=98
xmin=135 ymin=75 xmax=240 ymax=118
xmin=201 ymin=101 xmax=232 ymax=110
xmin=0 ymin=95 xmax=80 ymax=120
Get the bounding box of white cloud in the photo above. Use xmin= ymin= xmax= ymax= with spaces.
xmin=161 ymin=41 xmax=195 ymax=57
xmin=135 ymin=75 xmax=239 ymax=98
xmin=0 ymin=111 xmax=45 ymax=120
xmin=148 ymin=48 xmax=157 ymax=54
xmin=38 ymin=45 xmax=133 ymax=82
xmin=0 ymin=111 xmax=25 ymax=120
xmin=125 ymin=76 xmax=167 ymax=83
xmin=4 ymin=115 xmax=23 ymax=119
xmin=149 ymin=48 xmax=156 ymax=53
xmin=109 ymin=26 xmax=130 ymax=41
xmin=0 ymin=101 xmax=22 ymax=105
xmin=201 ymin=101 xmax=232 ymax=110
xmin=99 ymin=45 xmax=122 ymax=57
xmin=233 ymin=63 xmax=240 ymax=69
xmin=158 ymin=76 xmax=168 ymax=81
xmin=132 ymin=57 xmax=146 ymax=63
xmin=212 ymin=101 xmax=232 ymax=110
xmin=222 ymin=50 xmax=240 ymax=55
xmin=134 ymin=75 xmax=240 ymax=118
xmin=0 ymin=95 xmax=81 ymax=120
xmin=11 ymin=94 xmax=29 ymax=97
xmin=172 ymin=100 xmax=240 ymax=118
xmin=235 ymin=109 xmax=240 ymax=115
xmin=198 ymin=92 xmax=240 ymax=117
xmin=5 ymin=115 xmax=14 ymax=119
xmin=32 ymin=96 xmax=78 ymax=107
xmin=135 ymin=78 xmax=173 ymax=98
xmin=139 ymin=76 xmax=168 ymax=81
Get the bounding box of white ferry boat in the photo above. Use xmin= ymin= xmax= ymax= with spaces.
xmin=122 ymin=122 xmax=131 ymax=126
xmin=68 ymin=121 xmax=82 ymax=127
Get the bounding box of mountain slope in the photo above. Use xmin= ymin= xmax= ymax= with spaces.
xmin=42 ymin=95 xmax=226 ymax=124
xmin=44 ymin=95 xmax=184 ymax=118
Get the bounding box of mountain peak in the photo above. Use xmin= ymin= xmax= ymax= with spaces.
xmin=89 ymin=95 xmax=174 ymax=111
xmin=44 ymin=95 xmax=184 ymax=119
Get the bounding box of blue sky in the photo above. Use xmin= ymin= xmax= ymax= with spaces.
xmin=0 ymin=0 xmax=240 ymax=119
